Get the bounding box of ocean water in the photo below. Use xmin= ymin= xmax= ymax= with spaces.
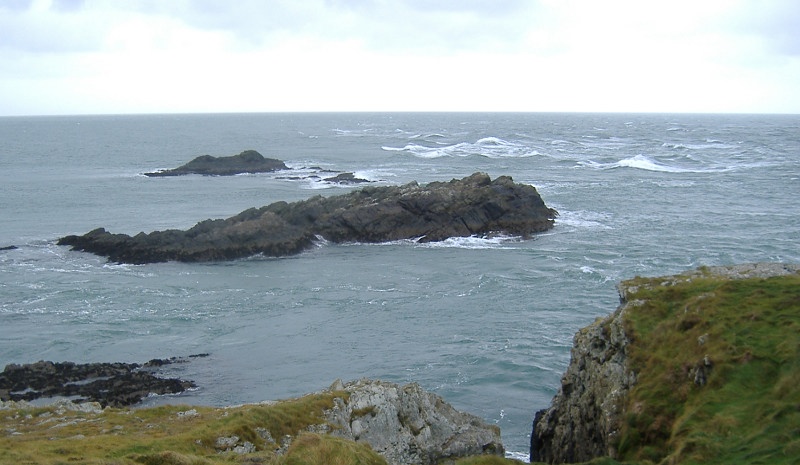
xmin=1 ymin=112 xmax=798 ymax=459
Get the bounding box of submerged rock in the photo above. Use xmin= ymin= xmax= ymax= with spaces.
xmin=0 ymin=358 xmax=199 ymax=408
xmin=144 ymin=150 xmax=288 ymax=176
xmin=325 ymin=379 xmax=504 ymax=465
xmin=323 ymin=172 xmax=372 ymax=184
xmin=58 ymin=172 xmax=558 ymax=264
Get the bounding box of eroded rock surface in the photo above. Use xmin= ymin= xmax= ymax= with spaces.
xmin=324 ymin=379 xmax=504 ymax=465
xmin=58 ymin=172 xmax=558 ymax=264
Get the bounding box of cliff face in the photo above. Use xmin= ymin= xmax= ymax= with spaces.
xmin=530 ymin=288 xmax=636 ymax=463
xmin=530 ymin=263 xmax=800 ymax=464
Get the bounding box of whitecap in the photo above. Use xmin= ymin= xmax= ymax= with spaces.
xmin=382 ymin=136 xmax=537 ymax=159
xmin=578 ymin=155 xmax=693 ymax=173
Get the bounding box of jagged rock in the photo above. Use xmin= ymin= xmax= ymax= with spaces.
xmin=0 ymin=245 xmax=17 ymax=251
xmin=530 ymin=295 xmax=635 ymax=463
xmin=144 ymin=150 xmax=288 ymax=176
xmin=0 ymin=359 xmax=198 ymax=408
xmin=324 ymin=379 xmax=504 ymax=465
xmin=58 ymin=172 xmax=558 ymax=264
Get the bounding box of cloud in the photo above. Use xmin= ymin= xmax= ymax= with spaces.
xmin=0 ymin=0 xmax=798 ymax=114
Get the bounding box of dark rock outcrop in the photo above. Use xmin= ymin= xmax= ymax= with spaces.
xmin=0 ymin=245 xmax=17 ymax=251
xmin=0 ymin=358 xmax=200 ymax=408
xmin=58 ymin=172 xmax=558 ymax=264
xmin=144 ymin=150 xmax=288 ymax=176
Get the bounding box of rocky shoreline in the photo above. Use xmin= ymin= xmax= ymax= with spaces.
xmin=58 ymin=172 xmax=558 ymax=264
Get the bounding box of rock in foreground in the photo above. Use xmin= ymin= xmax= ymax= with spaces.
xmin=531 ymin=263 xmax=800 ymax=464
xmin=144 ymin=150 xmax=288 ymax=176
xmin=326 ymin=379 xmax=504 ymax=465
xmin=58 ymin=172 xmax=558 ymax=264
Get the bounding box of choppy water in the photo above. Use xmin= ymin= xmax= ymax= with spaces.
xmin=1 ymin=112 xmax=798 ymax=459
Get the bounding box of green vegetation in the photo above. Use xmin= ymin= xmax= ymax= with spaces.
xmin=0 ymin=392 xmax=347 ymax=465
xmin=615 ymin=272 xmax=800 ymax=464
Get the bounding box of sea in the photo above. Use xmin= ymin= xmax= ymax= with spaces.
xmin=1 ymin=112 xmax=798 ymax=460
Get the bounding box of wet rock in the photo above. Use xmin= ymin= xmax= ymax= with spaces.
xmin=0 ymin=359 xmax=197 ymax=408
xmin=58 ymin=172 xmax=558 ymax=264
xmin=323 ymin=172 xmax=372 ymax=184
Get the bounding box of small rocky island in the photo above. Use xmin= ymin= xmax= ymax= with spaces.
xmin=144 ymin=150 xmax=288 ymax=176
xmin=58 ymin=172 xmax=558 ymax=264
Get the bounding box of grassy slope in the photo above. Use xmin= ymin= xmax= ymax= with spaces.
xmin=615 ymin=272 xmax=800 ymax=465
xmin=0 ymin=389 xmax=519 ymax=465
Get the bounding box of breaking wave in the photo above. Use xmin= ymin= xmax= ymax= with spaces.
xmin=382 ymin=137 xmax=540 ymax=159
xmin=577 ymin=155 xmax=731 ymax=173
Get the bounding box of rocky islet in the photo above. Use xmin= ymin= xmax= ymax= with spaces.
xmin=58 ymin=172 xmax=558 ymax=264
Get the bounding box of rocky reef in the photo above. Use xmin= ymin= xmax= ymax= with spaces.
xmin=531 ymin=263 xmax=800 ymax=464
xmin=144 ymin=150 xmax=288 ymax=176
xmin=58 ymin=172 xmax=558 ymax=264
xmin=0 ymin=357 xmax=202 ymax=408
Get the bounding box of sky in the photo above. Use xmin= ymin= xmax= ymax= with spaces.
xmin=1 ymin=0 xmax=799 ymax=115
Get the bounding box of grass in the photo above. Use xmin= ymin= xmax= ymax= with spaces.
xmin=615 ymin=272 xmax=800 ymax=465
xmin=0 ymin=391 xmax=347 ymax=465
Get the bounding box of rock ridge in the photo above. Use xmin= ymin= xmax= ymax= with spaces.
xmin=58 ymin=172 xmax=558 ymax=264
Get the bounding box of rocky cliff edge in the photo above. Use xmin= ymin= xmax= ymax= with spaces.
xmin=531 ymin=263 xmax=800 ymax=464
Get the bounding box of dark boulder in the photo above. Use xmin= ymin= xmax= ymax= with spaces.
xmin=58 ymin=172 xmax=558 ymax=264
xmin=144 ymin=150 xmax=288 ymax=176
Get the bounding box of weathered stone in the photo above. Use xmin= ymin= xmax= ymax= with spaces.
xmin=324 ymin=379 xmax=503 ymax=465
xmin=144 ymin=150 xmax=288 ymax=176
xmin=58 ymin=173 xmax=558 ymax=264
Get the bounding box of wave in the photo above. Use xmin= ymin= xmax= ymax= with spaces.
xmin=415 ymin=234 xmax=521 ymax=249
xmin=577 ymin=155 xmax=732 ymax=173
xmin=381 ymin=136 xmax=540 ymax=159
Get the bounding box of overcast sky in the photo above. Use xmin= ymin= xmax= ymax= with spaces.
xmin=2 ymin=0 xmax=799 ymax=115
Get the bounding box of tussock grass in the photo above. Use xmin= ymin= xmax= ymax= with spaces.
xmin=281 ymin=432 xmax=387 ymax=465
xmin=616 ymin=273 xmax=800 ymax=464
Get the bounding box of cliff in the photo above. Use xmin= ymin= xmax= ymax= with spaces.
xmin=58 ymin=172 xmax=558 ymax=264
xmin=531 ymin=263 xmax=800 ymax=464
